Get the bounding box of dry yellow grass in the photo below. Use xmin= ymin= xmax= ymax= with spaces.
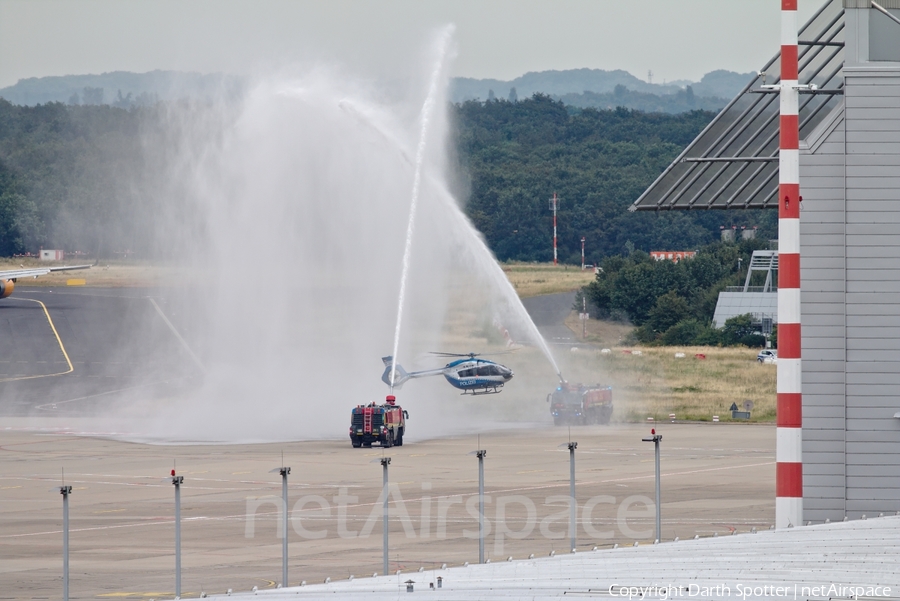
xmin=0 ymin=259 xmax=181 ymax=287
xmin=618 ymin=346 xmax=776 ymax=423
xmin=557 ymin=295 xmax=776 ymax=423
xmin=550 ymin=342 xmax=776 ymax=424
xmin=2 ymin=259 xmax=593 ymax=293
xmin=501 ymin=262 xmax=596 ymax=298
xmin=1 ymin=259 xmax=595 ymax=293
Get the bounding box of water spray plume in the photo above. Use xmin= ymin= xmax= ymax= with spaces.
xmin=110 ymin=27 xmax=563 ymax=443
xmin=327 ymin=34 xmax=562 ymax=384
xmin=426 ymin=179 xmax=563 ymax=378
xmin=390 ymin=26 xmax=455 ymax=390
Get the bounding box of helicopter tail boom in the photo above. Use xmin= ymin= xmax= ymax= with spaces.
xmin=381 ymin=356 xmax=451 ymax=388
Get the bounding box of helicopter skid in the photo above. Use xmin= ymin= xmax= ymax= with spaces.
xmin=461 ymin=387 xmax=503 ymax=396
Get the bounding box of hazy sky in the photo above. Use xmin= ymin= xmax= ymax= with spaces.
xmin=0 ymin=0 xmax=822 ymax=90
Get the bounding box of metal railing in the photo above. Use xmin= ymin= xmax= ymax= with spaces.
xmin=724 ymin=286 xmax=777 ymax=293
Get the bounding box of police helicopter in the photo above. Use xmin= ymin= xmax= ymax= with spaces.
xmin=381 ymin=352 xmax=514 ymax=395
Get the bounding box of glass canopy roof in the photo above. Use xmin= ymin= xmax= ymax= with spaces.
xmin=630 ymin=0 xmax=844 ymax=212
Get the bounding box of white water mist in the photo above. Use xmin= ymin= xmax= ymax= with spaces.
xmin=390 ymin=26 xmax=455 ymax=391
xmin=116 ymin=29 xmax=564 ymax=443
xmin=430 ymin=182 xmax=563 ymax=379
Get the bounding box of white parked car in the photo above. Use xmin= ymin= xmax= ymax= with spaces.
xmin=757 ymin=349 xmax=777 ymax=363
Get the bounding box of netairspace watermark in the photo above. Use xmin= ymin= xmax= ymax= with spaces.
xmin=244 ymin=485 xmax=657 ymax=554
xmin=608 ymin=584 xmax=893 ymax=600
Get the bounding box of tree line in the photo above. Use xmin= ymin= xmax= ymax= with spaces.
xmin=0 ymin=93 xmax=777 ymax=263
xmin=0 ymin=99 xmax=147 ymax=256
xmin=452 ymin=94 xmax=776 ymax=265
xmin=582 ymin=238 xmax=774 ymax=347
xmin=0 ymin=98 xmax=209 ymax=258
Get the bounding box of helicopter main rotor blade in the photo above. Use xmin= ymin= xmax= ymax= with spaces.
xmin=428 ymin=350 xmax=518 ymax=358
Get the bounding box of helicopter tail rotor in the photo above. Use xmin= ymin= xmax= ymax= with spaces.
xmin=381 ymin=356 xmax=410 ymax=388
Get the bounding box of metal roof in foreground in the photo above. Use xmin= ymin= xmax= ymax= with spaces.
xmin=234 ymin=516 xmax=900 ymax=601
xmin=630 ymin=0 xmax=845 ymax=211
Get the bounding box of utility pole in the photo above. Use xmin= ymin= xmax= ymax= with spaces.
xmin=468 ymin=448 xmax=487 ymax=563
xmin=58 ymin=482 xmax=72 ymax=601
xmin=381 ymin=457 xmax=391 ymax=576
xmin=582 ymin=296 xmax=587 ymax=339
xmin=549 ymin=193 xmax=559 ymax=266
xmin=641 ymin=430 xmax=662 ymax=542
xmin=567 ymin=442 xmax=577 ymax=552
xmin=170 ymin=469 xmax=184 ymax=598
xmin=270 ymin=464 xmax=291 ymax=587
xmin=478 ymin=449 xmax=486 ymax=563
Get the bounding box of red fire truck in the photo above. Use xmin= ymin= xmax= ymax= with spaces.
xmin=547 ymin=383 xmax=613 ymax=426
xmin=349 ymin=396 xmax=408 ymax=448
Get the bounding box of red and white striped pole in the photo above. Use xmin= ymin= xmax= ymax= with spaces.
xmin=551 ymin=193 xmax=559 ymax=266
xmin=776 ymin=0 xmax=803 ymax=529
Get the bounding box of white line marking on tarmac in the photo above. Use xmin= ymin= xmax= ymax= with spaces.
xmin=0 ymin=298 xmax=74 ymax=383
xmin=34 ymin=380 xmax=173 ymax=412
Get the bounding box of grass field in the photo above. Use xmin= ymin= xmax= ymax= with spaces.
xmin=560 ymin=305 xmax=775 ymax=423
xmin=459 ymin=341 xmax=775 ymax=426
xmin=595 ymin=346 xmax=775 ymax=423
xmin=0 ymin=258 xmax=182 ymax=287
xmin=501 ymin=261 xmax=597 ymax=297
xmin=2 ymin=259 xmax=597 ymax=294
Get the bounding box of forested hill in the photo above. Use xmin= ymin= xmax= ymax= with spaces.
xmin=453 ymin=95 xmax=776 ymax=264
xmin=0 ymin=94 xmax=775 ymax=261
xmin=451 ymin=68 xmax=753 ymax=105
xmin=0 ymin=100 xmax=150 ymax=256
xmin=2 ymin=68 xmax=753 ymax=114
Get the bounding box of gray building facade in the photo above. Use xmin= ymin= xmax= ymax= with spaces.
xmin=801 ymin=2 xmax=900 ymax=521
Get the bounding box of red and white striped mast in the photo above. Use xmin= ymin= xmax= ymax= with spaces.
xmin=550 ymin=193 xmax=559 ymax=266
xmin=776 ymin=0 xmax=803 ymax=529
